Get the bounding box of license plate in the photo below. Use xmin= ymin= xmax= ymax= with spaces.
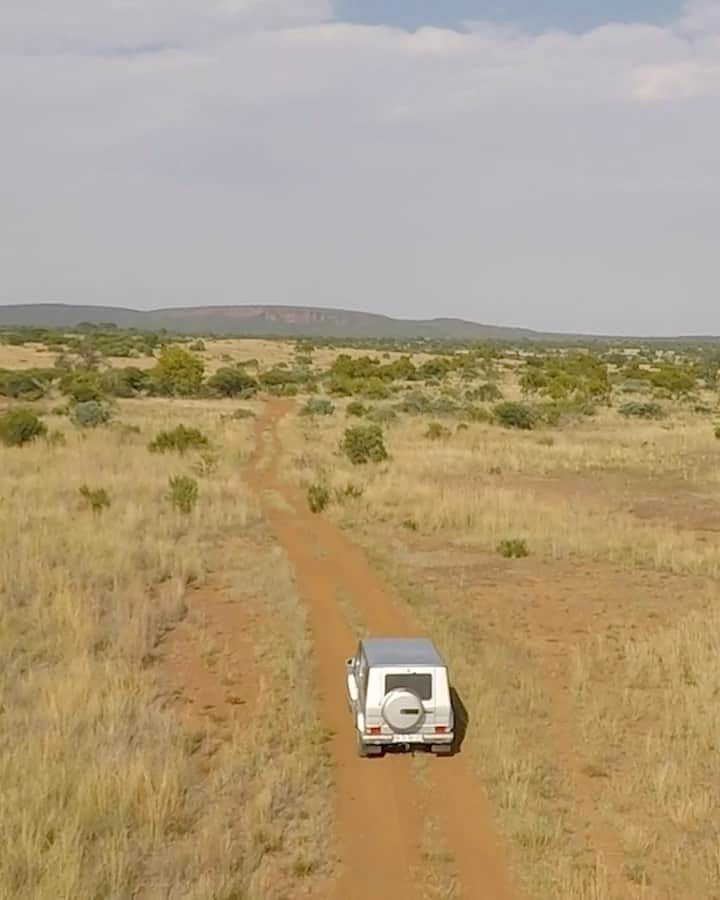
xmin=394 ymin=734 xmax=424 ymax=743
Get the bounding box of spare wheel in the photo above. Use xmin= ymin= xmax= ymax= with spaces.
xmin=381 ymin=688 xmax=424 ymax=734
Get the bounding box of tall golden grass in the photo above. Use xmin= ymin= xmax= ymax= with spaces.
xmin=1 ymin=398 xmax=331 ymax=899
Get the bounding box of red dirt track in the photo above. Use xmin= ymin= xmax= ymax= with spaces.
xmin=250 ymin=401 xmax=517 ymax=900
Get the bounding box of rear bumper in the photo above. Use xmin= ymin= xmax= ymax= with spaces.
xmin=363 ymin=732 xmax=454 ymax=746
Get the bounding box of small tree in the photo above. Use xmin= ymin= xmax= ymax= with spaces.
xmin=342 ymin=424 xmax=388 ymax=465
xmin=206 ymin=367 xmax=258 ymax=398
xmin=0 ymin=408 xmax=47 ymax=446
xmin=150 ymin=347 xmax=205 ymax=397
xmin=493 ymin=401 xmax=537 ymax=430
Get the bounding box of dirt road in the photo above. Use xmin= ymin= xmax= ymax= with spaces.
xmin=250 ymin=401 xmax=517 ymax=900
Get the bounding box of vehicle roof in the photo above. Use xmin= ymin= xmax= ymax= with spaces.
xmin=360 ymin=638 xmax=446 ymax=668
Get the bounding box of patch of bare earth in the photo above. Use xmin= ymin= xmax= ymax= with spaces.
xmin=144 ymin=531 xmax=334 ymax=900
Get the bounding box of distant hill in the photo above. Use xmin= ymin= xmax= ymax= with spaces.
xmin=0 ymin=303 xmax=552 ymax=341
xmin=0 ymin=303 xmax=717 ymax=343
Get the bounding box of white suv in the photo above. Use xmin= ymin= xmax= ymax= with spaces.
xmin=345 ymin=638 xmax=455 ymax=757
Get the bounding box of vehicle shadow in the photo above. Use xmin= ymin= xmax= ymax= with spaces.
xmin=450 ymin=685 xmax=469 ymax=755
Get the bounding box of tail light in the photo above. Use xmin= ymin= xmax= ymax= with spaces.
xmin=367 ymin=726 xmax=381 ymax=735
xmin=434 ymin=726 xmax=447 ymax=734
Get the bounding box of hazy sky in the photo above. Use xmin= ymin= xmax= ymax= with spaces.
xmin=1 ymin=1 xmax=719 ymax=335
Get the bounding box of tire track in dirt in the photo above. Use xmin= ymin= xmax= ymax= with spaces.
xmin=250 ymin=401 xmax=517 ymax=900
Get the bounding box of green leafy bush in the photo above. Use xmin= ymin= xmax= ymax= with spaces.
xmin=60 ymin=371 xmax=104 ymax=403
xmin=168 ymin=475 xmax=199 ymax=513
xmin=206 ymin=367 xmax=258 ymax=398
xmin=69 ymin=401 xmax=112 ymax=428
xmin=493 ymin=401 xmax=537 ymax=430
xmin=618 ymin=401 xmax=665 ymax=420
xmin=342 ymin=424 xmax=388 ymax=465
xmin=0 ymin=408 xmax=47 ymax=446
xmin=307 ymin=482 xmax=331 ymax=513
xmin=149 ymin=425 xmax=209 ymax=454
xmin=79 ymin=485 xmax=111 ymax=513
xmin=498 ymin=538 xmax=529 ymax=559
xmin=300 ymin=397 xmax=335 ymax=417
xmin=150 ymin=347 xmax=205 ymax=397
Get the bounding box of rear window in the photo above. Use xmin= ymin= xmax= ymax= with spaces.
xmin=385 ymin=673 xmax=432 ymax=701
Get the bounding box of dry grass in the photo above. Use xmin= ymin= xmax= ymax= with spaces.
xmin=0 ymin=397 xmax=332 ymax=899
xmin=280 ymin=401 xmax=720 ymax=898
xmin=282 ymin=412 xmax=720 ymax=578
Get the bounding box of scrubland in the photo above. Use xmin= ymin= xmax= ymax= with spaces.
xmin=2 ymin=327 xmax=720 ymax=899
xmin=284 ymin=392 xmax=720 ymax=899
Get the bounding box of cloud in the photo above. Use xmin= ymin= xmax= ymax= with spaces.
xmin=1 ymin=0 xmax=720 ymax=333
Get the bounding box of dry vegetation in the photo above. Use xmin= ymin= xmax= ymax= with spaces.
xmin=0 ymin=396 xmax=332 ymax=900
xmin=3 ymin=325 xmax=720 ymax=899
xmin=282 ymin=374 xmax=720 ymax=898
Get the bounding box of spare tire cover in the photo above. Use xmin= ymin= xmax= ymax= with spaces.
xmin=382 ymin=689 xmax=424 ymax=734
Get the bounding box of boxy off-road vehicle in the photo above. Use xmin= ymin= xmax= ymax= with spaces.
xmin=345 ymin=637 xmax=454 ymax=757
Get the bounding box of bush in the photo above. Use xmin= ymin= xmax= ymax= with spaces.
xmin=497 ymin=538 xmax=529 ymax=559
xmin=206 ymin=367 xmax=258 ymax=398
xmin=342 ymin=424 xmax=388 ymax=465
xmin=168 ymin=475 xmax=199 ymax=513
xmin=79 ymin=485 xmax=111 ymax=513
xmin=467 ymin=383 xmax=503 ymax=402
xmin=300 ymin=397 xmax=335 ymax=417
xmin=60 ymin=371 xmax=104 ymax=403
xmin=307 ymin=482 xmax=331 ymax=513
xmin=346 ymin=401 xmax=368 ymax=418
xmin=618 ymin=401 xmax=665 ymax=420
xmin=425 ymin=422 xmax=451 ymax=440
xmin=0 ymin=408 xmax=47 ymax=446
xmin=149 ymin=425 xmax=209 ymax=454
xmin=229 ymin=407 xmax=255 ymax=420
xmin=493 ymin=401 xmax=537 ymax=430
xmin=69 ymin=401 xmax=112 ymax=428
xmin=150 ymin=347 xmax=205 ymax=397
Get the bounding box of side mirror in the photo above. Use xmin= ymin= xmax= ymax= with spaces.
xmin=345 ymin=657 xmax=354 ymax=667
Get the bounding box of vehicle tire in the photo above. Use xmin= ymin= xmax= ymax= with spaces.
xmin=381 ymin=689 xmax=424 ymax=734
xmin=431 ymin=744 xmax=452 ymax=757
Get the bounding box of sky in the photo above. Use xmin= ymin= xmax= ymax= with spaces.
xmin=1 ymin=1 xmax=719 ymax=335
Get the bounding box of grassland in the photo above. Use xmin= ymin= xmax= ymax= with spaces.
xmin=0 ymin=396 xmax=333 ymax=900
xmin=2 ymin=326 xmax=719 ymax=899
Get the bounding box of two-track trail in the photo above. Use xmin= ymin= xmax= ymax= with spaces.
xmin=249 ymin=400 xmax=517 ymax=900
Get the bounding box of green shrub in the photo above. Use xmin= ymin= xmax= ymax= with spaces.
xmin=168 ymin=475 xmax=199 ymax=513
xmin=79 ymin=485 xmax=111 ymax=513
xmin=497 ymin=538 xmax=529 ymax=559
xmin=60 ymin=371 xmax=104 ymax=403
xmin=229 ymin=407 xmax=256 ymax=420
xmin=206 ymin=367 xmax=258 ymax=398
xmin=300 ymin=397 xmax=335 ymax=417
xmin=493 ymin=401 xmax=537 ymax=430
xmin=150 ymin=347 xmax=205 ymax=397
xmin=467 ymin=383 xmax=503 ymax=402
xmin=100 ymin=367 xmax=149 ymax=398
xmin=307 ymin=482 xmax=331 ymax=513
xmin=618 ymin=401 xmax=665 ymax=420
xmin=342 ymin=424 xmax=388 ymax=465
xmin=149 ymin=425 xmax=209 ymax=454
xmin=0 ymin=369 xmax=53 ymax=401
xmin=69 ymin=401 xmax=112 ymax=428
xmin=0 ymin=408 xmax=47 ymax=446
xmin=425 ymin=422 xmax=451 ymax=440
xmin=346 ymin=401 xmax=368 ymax=418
